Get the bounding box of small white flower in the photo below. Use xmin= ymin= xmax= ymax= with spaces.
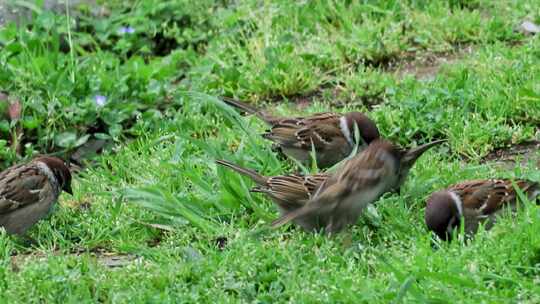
xmin=94 ymin=95 xmax=107 ymax=107
xmin=118 ymin=26 xmax=135 ymax=35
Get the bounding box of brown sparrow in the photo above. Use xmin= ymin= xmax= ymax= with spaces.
xmin=271 ymin=139 xmax=445 ymax=233
xmin=0 ymin=156 xmax=73 ymax=235
xmin=221 ymin=97 xmax=380 ymax=168
xmin=425 ymin=179 xmax=540 ymax=241
xmin=215 ymin=159 xmax=329 ymax=215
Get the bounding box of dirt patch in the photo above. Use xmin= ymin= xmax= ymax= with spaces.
xmin=276 ymin=90 xmax=324 ymax=110
xmin=10 ymin=248 xmax=141 ymax=271
xmin=264 ymin=82 xmax=384 ymax=111
xmin=254 ymin=83 xmax=333 ymax=110
xmin=390 ymin=46 xmax=474 ymax=80
xmin=265 ymin=47 xmax=475 ymax=110
xmin=94 ymin=253 xmax=139 ymax=268
xmin=482 ymin=141 xmax=540 ymax=169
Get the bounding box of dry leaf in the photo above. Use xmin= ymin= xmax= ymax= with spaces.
xmin=8 ymin=99 xmax=22 ymax=121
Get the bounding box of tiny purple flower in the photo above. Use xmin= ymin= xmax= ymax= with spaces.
xmin=118 ymin=26 xmax=135 ymax=35
xmin=94 ymin=95 xmax=107 ymax=107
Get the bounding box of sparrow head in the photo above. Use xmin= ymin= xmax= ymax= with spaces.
xmin=36 ymin=156 xmax=73 ymax=195
xmin=341 ymin=112 xmax=380 ymax=146
xmin=425 ymin=190 xmax=462 ymax=241
xmin=397 ymin=139 xmax=446 ymax=187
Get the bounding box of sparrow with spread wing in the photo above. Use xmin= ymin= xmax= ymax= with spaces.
xmin=261 ymin=139 xmax=445 ymax=233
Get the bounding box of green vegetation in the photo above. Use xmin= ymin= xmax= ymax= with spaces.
xmin=0 ymin=0 xmax=539 ymax=302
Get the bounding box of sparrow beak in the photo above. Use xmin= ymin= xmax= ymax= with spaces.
xmin=401 ymin=139 xmax=446 ymax=168
xmin=64 ymin=184 xmax=73 ymax=195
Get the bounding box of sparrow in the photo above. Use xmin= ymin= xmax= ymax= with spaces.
xmin=215 ymin=159 xmax=329 ymax=216
xmin=221 ymin=96 xmax=380 ymax=168
xmin=270 ymin=139 xmax=445 ymax=233
xmin=0 ymin=156 xmax=73 ymax=235
xmin=425 ymin=179 xmax=540 ymax=241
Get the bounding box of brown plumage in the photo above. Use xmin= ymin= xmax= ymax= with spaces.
xmin=425 ymin=179 xmax=540 ymax=241
xmin=0 ymin=156 xmax=72 ymax=235
xmin=221 ymin=97 xmax=380 ymax=168
xmin=215 ymin=160 xmax=328 ymax=215
xmin=270 ymin=139 xmax=445 ymax=233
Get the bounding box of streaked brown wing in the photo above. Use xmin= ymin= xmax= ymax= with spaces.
xmin=514 ymin=179 xmax=540 ymax=200
xmin=274 ymin=112 xmax=338 ymax=125
xmin=262 ymin=173 xmax=329 ymax=204
xmin=303 ymin=174 xmax=329 ymax=194
xmin=336 ymin=146 xmax=389 ymax=189
xmin=271 ymin=176 xmax=346 ymax=228
xmin=0 ymin=165 xmax=49 ymax=214
xmin=263 ymin=123 xmax=300 ymax=146
xmin=0 ymin=163 xmax=24 ymax=180
xmin=454 ymin=179 xmax=518 ymax=216
xmin=294 ymin=122 xmax=345 ymax=150
xmin=453 ymin=180 xmax=494 ymax=210
xmin=491 ymin=179 xmax=540 ymax=207
xmin=481 ymin=180 xmax=513 ymax=214
xmin=264 ymin=113 xmax=341 ymax=149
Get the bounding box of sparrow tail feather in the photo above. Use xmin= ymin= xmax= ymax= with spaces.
xmin=220 ymin=97 xmax=276 ymax=124
xmin=250 ymin=187 xmax=268 ymax=193
xmin=215 ymin=160 xmax=268 ymax=185
xmin=221 ymin=96 xmax=259 ymax=114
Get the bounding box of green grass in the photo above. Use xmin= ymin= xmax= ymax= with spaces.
xmin=0 ymin=0 xmax=540 ymax=302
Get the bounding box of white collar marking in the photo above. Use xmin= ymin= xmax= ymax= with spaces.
xmin=448 ymin=191 xmax=463 ymax=216
xmin=339 ymin=116 xmax=353 ymax=146
xmin=36 ymin=161 xmax=60 ymax=195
